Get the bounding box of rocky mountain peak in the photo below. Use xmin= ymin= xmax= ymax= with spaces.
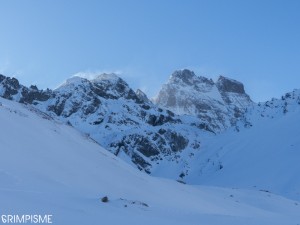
xmin=57 ymin=76 xmax=90 ymax=90
xmin=154 ymin=70 xmax=253 ymax=131
xmin=54 ymin=73 xmax=140 ymax=102
xmin=169 ymin=69 xmax=214 ymax=87
xmin=216 ymin=76 xmax=246 ymax=94
xmin=0 ymin=75 xmax=52 ymax=105
xmin=92 ymin=73 xmax=121 ymax=83
xmin=0 ymin=74 xmax=20 ymax=90
xmin=169 ymin=69 xmax=196 ymax=85
xmin=89 ymin=73 xmax=135 ymax=98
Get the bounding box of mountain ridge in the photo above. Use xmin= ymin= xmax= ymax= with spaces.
xmin=0 ymin=71 xmax=209 ymax=174
xmin=1 ymin=69 xmax=297 ymax=185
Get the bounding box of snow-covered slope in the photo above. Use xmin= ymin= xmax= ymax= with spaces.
xmin=154 ymin=69 xmax=252 ymax=131
xmin=175 ymin=89 xmax=300 ymax=200
xmin=0 ymin=97 xmax=300 ymax=225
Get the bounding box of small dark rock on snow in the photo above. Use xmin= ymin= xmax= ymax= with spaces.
xmin=101 ymin=196 xmax=109 ymax=203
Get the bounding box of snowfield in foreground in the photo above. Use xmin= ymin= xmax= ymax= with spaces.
xmin=180 ymin=90 xmax=300 ymax=201
xmin=0 ymin=97 xmax=300 ymax=225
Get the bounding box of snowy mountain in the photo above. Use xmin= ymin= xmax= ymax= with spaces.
xmin=0 ymin=73 xmax=207 ymax=174
xmin=1 ymin=71 xmax=300 ymax=202
xmin=154 ymin=69 xmax=253 ymax=131
xmin=0 ymin=96 xmax=299 ymax=225
xmin=0 ymin=71 xmax=253 ymax=175
xmin=154 ymin=88 xmax=300 ymax=201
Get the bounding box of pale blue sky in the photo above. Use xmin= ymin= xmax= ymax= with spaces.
xmin=0 ymin=0 xmax=300 ymax=102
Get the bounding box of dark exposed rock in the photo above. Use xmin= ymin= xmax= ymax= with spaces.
xmin=141 ymin=104 xmax=150 ymax=110
xmin=20 ymin=88 xmax=52 ymax=104
xmin=166 ymin=110 xmax=175 ymax=117
xmin=112 ymin=134 xmax=160 ymax=158
xmin=164 ymin=131 xmax=188 ymax=152
xmin=101 ymin=196 xmax=109 ymax=203
xmin=216 ymin=76 xmax=246 ymax=94
xmin=171 ymin=69 xmax=197 ymax=85
xmin=131 ymin=152 xmax=151 ymax=173
xmin=132 ymin=135 xmax=160 ymax=157
xmin=0 ymin=76 xmax=20 ymax=99
xmin=170 ymin=69 xmax=215 ymax=86
xmin=47 ymin=98 xmax=68 ymax=116
xmin=158 ymin=128 xmax=166 ymax=135
xmin=91 ymin=75 xmax=142 ymax=103
xmin=30 ymin=85 xmax=38 ymax=90
xmin=0 ymin=74 xmax=5 ymax=82
xmin=93 ymin=118 xmax=104 ymax=125
xmin=0 ymin=75 xmax=53 ymax=104
xmin=91 ymin=84 xmax=118 ymax=99
xmin=9 ymin=77 xmax=20 ymax=89
xmin=147 ymin=114 xmax=179 ymax=126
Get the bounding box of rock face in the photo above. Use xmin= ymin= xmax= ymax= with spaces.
xmin=0 ymin=74 xmax=53 ymax=103
xmin=217 ymin=75 xmax=245 ymax=94
xmin=0 ymin=70 xmax=252 ymax=176
xmin=154 ymin=69 xmax=252 ymax=131
xmin=216 ymin=76 xmax=251 ymax=108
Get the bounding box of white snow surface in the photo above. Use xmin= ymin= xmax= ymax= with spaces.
xmin=164 ymin=89 xmax=300 ymax=200
xmin=1 ymin=97 xmax=300 ymax=225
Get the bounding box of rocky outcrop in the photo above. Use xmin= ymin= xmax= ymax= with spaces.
xmin=216 ymin=76 xmax=245 ymax=94
xmin=154 ymin=69 xmax=253 ymax=131
xmin=0 ymin=74 xmax=53 ymax=103
xmin=216 ymin=76 xmax=251 ymax=108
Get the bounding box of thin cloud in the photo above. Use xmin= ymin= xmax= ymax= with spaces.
xmin=72 ymin=70 xmax=123 ymax=80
